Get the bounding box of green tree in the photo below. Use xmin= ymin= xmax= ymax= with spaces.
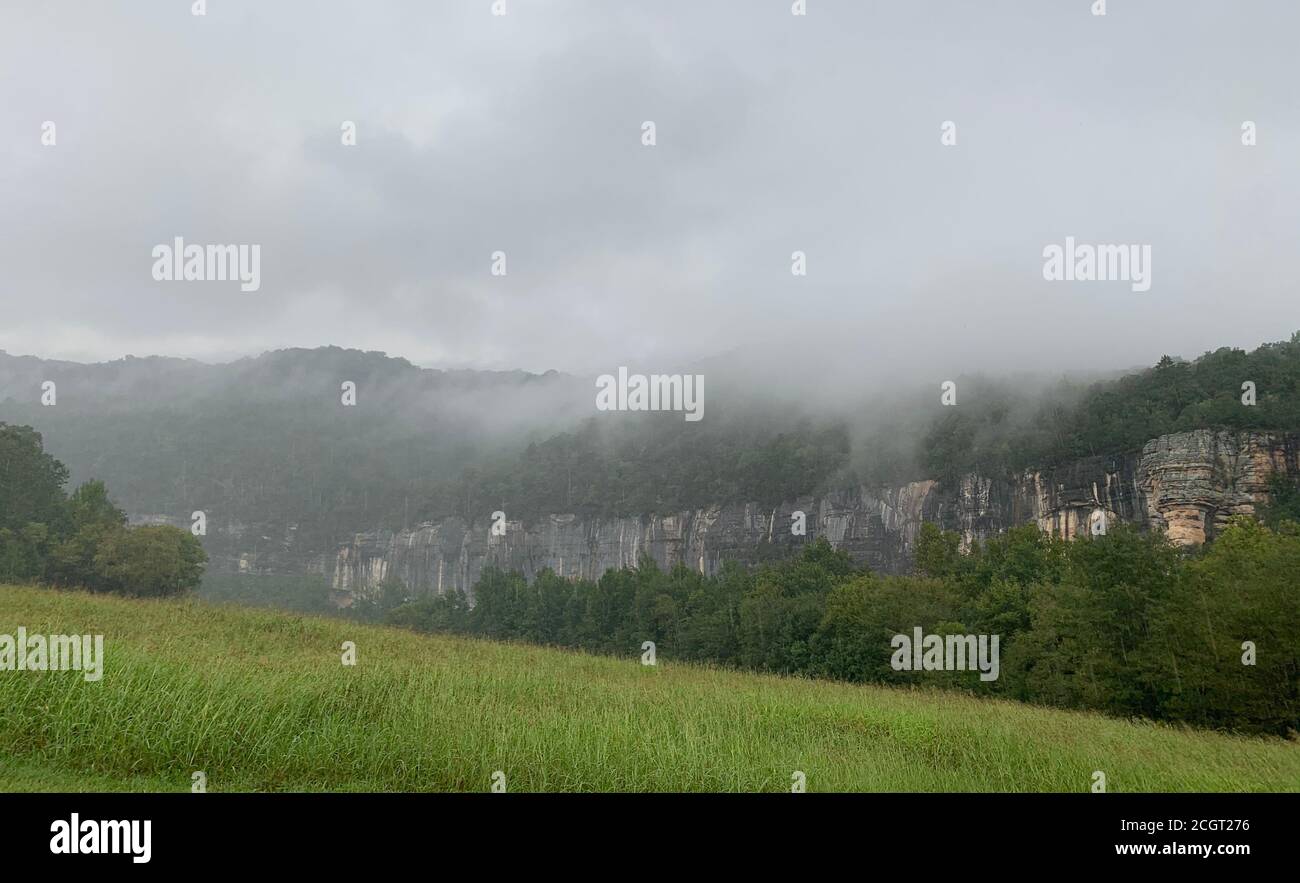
xmin=914 ymin=522 xmax=961 ymax=579
xmin=387 ymin=589 xmax=471 ymax=633
xmin=1259 ymin=472 xmax=1300 ymax=529
xmin=50 ymin=480 xmax=128 ymax=590
xmin=92 ymin=525 xmax=207 ymax=597
xmin=468 ymin=567 xmax=528 ymax=640
xmin=0 ymin=522 xmax=52 ymax=583
xmin=1005 ymin=526 xmax=1179 ymax=716
xmin=0 ymin=423 xmax=69 ymax=534
xmin=1148 ymin=519 xmax=1300 ymax=735
xmin=811 ymin=574 xmax=963 ymax=684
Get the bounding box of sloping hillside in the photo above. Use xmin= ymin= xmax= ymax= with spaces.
xmin=1 ymin=585 xmax=1296 ymax=792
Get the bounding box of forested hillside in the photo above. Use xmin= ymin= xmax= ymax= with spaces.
xmin=918 ymin=334 xmax=1300 ymax=480
xmin=4 ymin=338 xmax=1300 ymax=738
xmin=0 ymin=348 xmax=588 ymax=554
xmin=2 ymin=335 xmax=1299 ymax=544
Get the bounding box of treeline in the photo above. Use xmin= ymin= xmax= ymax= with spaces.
xmin=920 ymin=334 xmax=1300 ymax=479
xmin=435 ymin=415 xmax=851 ymax=522
xmin=0 ymin=422 xmax=206 ymax=596
xmin=434 ymin=334 xmax=1300 ymax=516
xmin=7 ymin=338 xmax=1299 ymax=549
xmin=387 ymin=520 xmax=1300 ymax=737
xmin=0 ymin=349 xmax=551 ymax=557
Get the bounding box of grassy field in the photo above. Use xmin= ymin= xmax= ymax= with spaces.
xmin=1 ymin=584 xmax=1297 ymax=792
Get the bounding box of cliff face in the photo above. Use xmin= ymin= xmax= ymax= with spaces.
xmin=329 ymin=429 xmax=1300 ymax=602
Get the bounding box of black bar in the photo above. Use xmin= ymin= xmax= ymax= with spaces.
xmin=1 ymin=792 xmax=1290 ymax=869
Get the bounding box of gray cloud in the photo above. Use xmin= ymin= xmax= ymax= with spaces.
xmin=1 ymin=0 xmax=1297 ymax=379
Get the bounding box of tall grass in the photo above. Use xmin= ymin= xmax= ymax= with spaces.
xmin=1 ymin=585 xmax=1296 ymax=792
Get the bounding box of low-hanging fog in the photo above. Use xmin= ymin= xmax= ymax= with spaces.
xmin=2 ymin=0 xmax=1298 ymax=394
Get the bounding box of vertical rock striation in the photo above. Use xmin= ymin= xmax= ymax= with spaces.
xmin=327 ymin=429 xmax=1299 ymax=602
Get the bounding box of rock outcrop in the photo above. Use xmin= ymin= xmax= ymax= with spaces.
xmin=327 ymin=429 xmax=1299 ymax=603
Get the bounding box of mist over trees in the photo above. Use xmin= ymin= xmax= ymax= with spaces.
xmin=3 ymin=336 xmax=1299 ymax=736
xmin=3 ymin=336 xmax=1299 ymax=544
xmin=914 ymin=333 xmax=1300 ymax=480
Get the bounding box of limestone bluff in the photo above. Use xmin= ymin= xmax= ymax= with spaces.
xmin=322 ymin=428 xmax=1298 ymax=604
xmin=135 ymin=428 xmax=1299 ymax=605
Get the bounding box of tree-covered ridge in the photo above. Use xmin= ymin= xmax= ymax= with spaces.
xmin=436 ymin=415 xmax=852 ymax=521
xmin=0 ymin=347 xmax=589 ymax=555
xmin=385 ymin=520 xmax=1300 ymax=738
xmin=434 ymin=333 xmax=1300 ymax=518
xmin=919 ymin=333 xmax=1300 ymax=479
xmin=2 ymin=335 xmax=1299 ymax=539
xmin=0 ymin=423 xmax=205 ymax=596
xmin=0 ymin=347 xmax=858 ymax=532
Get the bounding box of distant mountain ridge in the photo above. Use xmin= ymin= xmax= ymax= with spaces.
xmin=4 ymin=337 xmax=1300 ymax=602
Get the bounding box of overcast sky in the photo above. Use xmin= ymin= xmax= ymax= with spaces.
xmin=2 ymin=1 xmax=1298 ymax=377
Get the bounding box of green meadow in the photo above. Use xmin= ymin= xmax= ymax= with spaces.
xmin=1 ymin=584 xmax=1296 ymax=792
